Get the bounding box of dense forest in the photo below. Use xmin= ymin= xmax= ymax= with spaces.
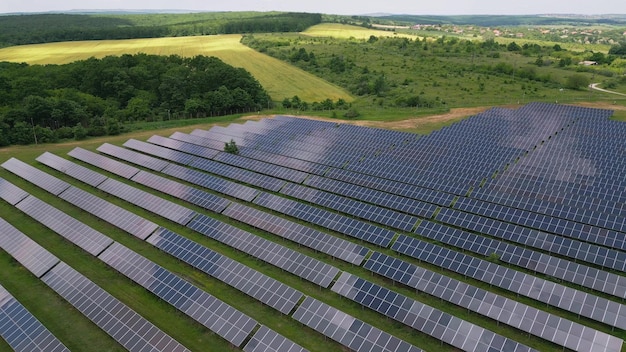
xmin=0 ymin=12 xmax=322 ymax=47
xmin=0 ymin=54 xmax=271 ymax=146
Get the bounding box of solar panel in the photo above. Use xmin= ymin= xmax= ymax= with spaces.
xmin=391 ymin=234 xmax=626 ymax=330
xmin=188 ymin=157 xmax=286 ymax=192
xmin=68 ymin=147 xmax=140 ymax=179
xmin=130 ymin=170 xmax=231 ymax=213
xmin=41 ymin=262 xmax=191 ymax=352
xmin=280 ymin=183 xmax=420 ymax=232
xmin=123 ymin=139 xmax=198 ymax=166
xmin=147 ymin=227 xmax=304 ymax=315
xmin=429 ymin=211 xmax=626 ymax=299
xmin=97 ymin=178 xmax=197 ymax=226
xmin=0 ymin=177 xmax=29 ymax=205
xmin=222 ymin=202 xmax=370 ymax=265
xmin=1 ymin=158 xmax=70 ymax=196
xmin=213 ymin=151 xmax=309 ymax=183
xmin=0 ymin=217 xmax=59 ymax=278
xmin=243 ymin=325 xmax=308 ymax=352
xmin=253 ymin=192 xmax=396 ymax=247
xmin=58 ymin=186 xmax=159 ymax=240
xmin=187 ymin=214 xmax=340 ymax=288
xmin=292 ymin=296 xmax=423 ymax=352
xmin=0 ymin=284 xmax=70 ymax=352
xmin=15 ymin=195 xmax=114 ymax=257
xmin=303 ymin=175 xmax=438 ymax=218
xmin=36 ymin=152 xmax=107 ymax=187
xmin=97 ymin=143 xmax=170 ymax=172
xmin=147 ymin=135 xmax=221 ymax=159
xmin=331 ymin=272 xmax=536 ymax=352
xmin=364 ymin=252 xmax=624 ymax=352
xmin=98 ymin=242 xmax=258 ymax=347
xmin=162 ymin=163 xmax=260 ymax=202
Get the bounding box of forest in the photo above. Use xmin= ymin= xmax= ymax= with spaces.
xmin=0 ymin=12 xmax=322 ymax=47
xmin=0 ymin=54 xmax=271 ymax=146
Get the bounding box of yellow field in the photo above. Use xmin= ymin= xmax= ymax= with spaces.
xmin=0 ymin=35 xmax=353 ymax=102
xmin=302 ymin=23 xmax=420 ymax=40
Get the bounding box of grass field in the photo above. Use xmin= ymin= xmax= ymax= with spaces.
xmin=302 ymin=23 xmax=421 ymax=40
xmin=0 ymin=35 xmax=353 ymax=103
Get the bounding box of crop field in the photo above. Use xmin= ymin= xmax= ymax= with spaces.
xmin=0 ymin=35 xmax=353 ymax=103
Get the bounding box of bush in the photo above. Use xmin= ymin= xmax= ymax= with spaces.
xmin=73 ymin=123 xmax=88 ymax=140
xmin=565 ymin=74 xmax=590 ymax=90
xmin=54 ymin=126 xmax=74 ymax=140
xmin=343 ymin=109 xmax=360 ymax=119
xmin=224 ymin=139 xmax=239 ymax=154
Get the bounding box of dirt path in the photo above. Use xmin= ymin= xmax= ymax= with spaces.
xmin=245 ymin=102 xmax=626 ymax=131
xmin=243 ymin=106 xmax=494 ymax=131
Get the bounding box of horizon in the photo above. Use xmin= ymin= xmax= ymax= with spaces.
xmin=2 ymin=9 xmax=626 ymax=17
xmin=1 ymin=0 xmax=626 ymax=17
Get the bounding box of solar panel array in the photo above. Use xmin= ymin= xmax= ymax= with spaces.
xmin=99 ymin=242 xmax=258 ymax=347
xmin=0 ymin=214 xmax=190 ymax=352
xmin=42 ymin=262 xmax=192 ymax=352
xmin=292 ymin=296 xmax=424 ymax=352
xmin=332 ymin=272 xmax=532 ymax=352
xmin=6 ymin=157 xmax=430 ymax=352
xmin=0 ymin=283 xmax=69 ymax=352
xmin=3 ymin=102 xmax=626 ymax=352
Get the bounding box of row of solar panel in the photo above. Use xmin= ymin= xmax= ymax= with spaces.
xmin=159 ymin=130 xmax=460 ymax=216
xmin=67 ymin=147 xmax=380 ymax=265
xmin=6 ymin=156 xmax=339 ymax=290
xmin=0 ymin=162 xmax=440 ymax=352
xmin=101 ymin=141 xmax=404 ymax=246
xmin=61 ymin=144 xmax=624 ymax=350
xmin=0 ymin=179 xmax=307 ymax=352
xmin=0 ymin=279 xmax=69 ymax=352
xmin=22 ymin=153 xmax=548 ymax=352
xmin=0 ymin=217 xmax=191 ymax=352
xmin=454 ymin=197 xmax=626 ymax=253
xmin=137 ymin=132 xmax=626 ymax=307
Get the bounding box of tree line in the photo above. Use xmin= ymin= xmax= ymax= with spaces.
xmin=0 ymin=54 xmax=271 ymax=146
xmin=0 ymin=12 xmax=322 ymax=47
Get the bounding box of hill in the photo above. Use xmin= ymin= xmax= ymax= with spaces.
xmin=0 ymin=35 xmax=353 ymax=104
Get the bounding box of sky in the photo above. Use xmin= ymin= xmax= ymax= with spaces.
xmin=1 ymin=0 xmax=626 ymax=16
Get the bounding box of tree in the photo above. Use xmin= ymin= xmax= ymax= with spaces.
xmin=565 ymin=74 xmax=590 ymax=90
xmin=73 ymin=123 xmax=88 ymax=140
xmin=507 ymin=42 xmax=521 ymax=52
xmin=224 ymin=139 xmax=239 ymax=154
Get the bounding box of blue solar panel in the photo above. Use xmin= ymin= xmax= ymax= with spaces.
xmin=187 ymin=214 xmax=340 ymax=288
xmin=98 ymin=242 xmax=258 ymax=347
xmin=364 ymin=252 xmax=623 ymax=352
xmin=147 ymin=227 xmax=304 ymax=315
xmin=222 ymin=202 xmax=370 ymax=265
xmin=332 ymin=272 xmax=536 ymax=352
xmin=292 ymin=296 xmax=424 ymax=352
xmin=0 ymin=284 xmax=70 ymax=352
xmin=0 ymin=217 xmax=59 ymax=278
xmin=391 ymin=234 xmax=626 ymax=330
